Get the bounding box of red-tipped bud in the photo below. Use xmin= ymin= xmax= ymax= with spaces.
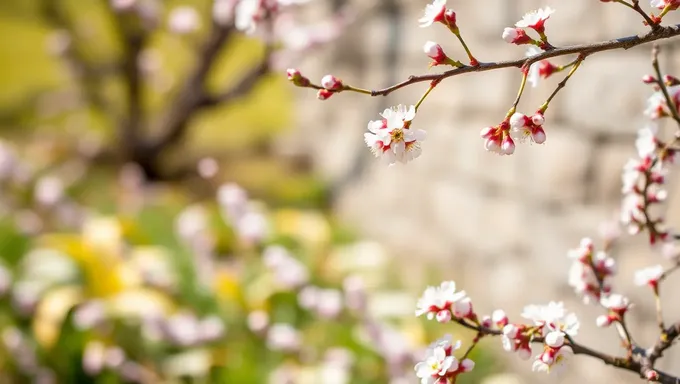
xmin=538 ymin=61 xmax=558 ymax=79
xmin=642 ymin=74 xmax=657 ymax=84
xmin=317 ymin=89 xmax=334 ymax=100
xmin=444 ymin=9 xmax=457 ymax=27
xmin=287 ymin=68 xmax=310 ymax=87
xmin=321 ymin=74 xmax=343 ymax=91
xmin=502 ymin=28 xmax=533 ymax=45
xmin=664 ymin=74 xmax=680 ymax=86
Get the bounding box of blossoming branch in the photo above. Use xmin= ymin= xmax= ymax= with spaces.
xmin=289 ymin=0 xmax=680 ymax=382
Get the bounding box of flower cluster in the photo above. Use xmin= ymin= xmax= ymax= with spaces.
xmin=619 ymin=75 xmax=680 ymax=244
xmin=567 ymin=238 xmax=616 ymax=304
xmin=415 ymin=281 xmax=470 ymax=323
xmin=364 ymin=105 xmax=427 ymax=165
xmin=480 ymin=111 xmax=547 ymax=155
xmin=414 ymin=335 xmax=475 ymax=384
xmin=415 ymin=278 xmax=582 ymax=378
xmin=502 ymin=7 xmax=554 ymax=47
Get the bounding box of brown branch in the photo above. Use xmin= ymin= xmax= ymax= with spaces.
xmin=40 ymin=0 xmax=114 ymax=116
xmin=309 ymin=24 xmax=680 ymax=97
xmin=453 ymin=317 xmax=680 ymax=383
xmin=651 ymin=44 xmax=680 ymax=126
xmin=648 ymin=321 xmax=680 ymax=363
xmin=200 ymin=56 xmax=270 ymax=108
xmin=148 ymin=22 xmax=235 ymax=154
xmin=631 ymin=0 xmax=661 ymax=29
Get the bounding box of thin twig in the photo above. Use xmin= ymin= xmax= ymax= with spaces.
xmin=651 ymin=44 xmax=680 ymax=126
xmin=303 ymin=25 xmax=680 ymax=97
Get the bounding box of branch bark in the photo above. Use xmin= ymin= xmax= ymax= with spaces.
xmin=305 ymin=24 xmax=680 ymax=97
xmin=148 ymin=22 xmax=235 ymax=155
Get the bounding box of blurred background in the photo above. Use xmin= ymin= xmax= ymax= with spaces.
xmin=1 ymin=0 xmax=680 ymax=383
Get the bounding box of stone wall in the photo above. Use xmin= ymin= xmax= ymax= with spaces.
xmin=283 ymin=1 xmax=680 ymax=382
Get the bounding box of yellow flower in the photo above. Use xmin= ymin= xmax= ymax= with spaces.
xmin=33 ymin=286 xmax=83 ymax=349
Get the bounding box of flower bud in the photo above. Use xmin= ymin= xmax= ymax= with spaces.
xmin=532 ymin=127 xmax=546 ymax=144
xmin=436 ymin=310 xmax=452 ymax=323
xmin=502 ymin=28 xmax=532 ymax=45
xmin=317 ymin=89 xmax=334 ymax=100
xmin=531 ymin=113 xmax=545 ymax=126
xmin=481 ymin=315 xmax=492 ymax=328
xmin=596 ymin=315 xmax=612 ymax=328
xmin=453 ymin=297 xmax=473 ymax=317
xmin=492 ymin=309 xmax=508 ymax=328
xmin=423 ymin=41 xmax=448 ymax=65
xmin=287 ymin=69 xmax=310 ymax=87
xmin=501 ymin=136 xmax=515 ymax=155
xmin=502 ymin=324 xmax=518 ymax=339
xmin=642 ymin=74 xmax=657 ymax=84
xmin=545 ymin=331 xmax=565 ymax=348
xmin=321 ymin=74 xmax=343 ymax=91
xmin=664 ymin=74 xmax=680 ymax=86
xmin=461 ymin=358 xmax=475 ymax=372
xmin=444 ymin=9 xmax=457 ymax=27
xmin=517 ymin=347 xmax=531 ymax=360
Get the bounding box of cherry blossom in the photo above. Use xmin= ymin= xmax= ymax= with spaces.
xmin=502 ymin=28 xmax=533 ymax=45
xmin=418 ymin=0 xmax=447 ymax=28
xmin=415 ymin=281 xmax=467 ymax=321
xmin=650 ymin=0 xmax=680 ymax=10
xmin=364 ymin=105 xmax=427 ymax=165
xmin=634 ymin=264 xmax=664 ymax=288
xmin=414 ymin=334 xmax=474 ymax=384
xmin=532 ymin=345 xmax=572 ymax=375
xmin=645 ymin=84 xmax=680 ymax=119
xmin=515 ymin=7 xmax=555 ymax=34
xmin=509 ymin=112 xmax=546 ymax=144
xmin=525 ymin=46 xmax=558 ymax=87
xmin=414 ymin=346 xmax=457 ymax=384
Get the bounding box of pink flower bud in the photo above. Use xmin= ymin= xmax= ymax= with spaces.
xmin=642 ymin=74 xmax=657 ymax=84
xmin=287 ymin=69 xmax=309 ymax=87
xmin=481 ymin=315 xmax=492 ymax=328
xmin=317 ymin=89 xmax=334 ymax=100
xmin=532 ymin=127 xmax=546 ymax=144
xmin=545 ymin=331 xmax=565 ymax=348
xmin=492 ymin=309 xmax=508 ymax=327
xmin=596 ymin=315 xmax=612 ymax=328
xmin=531 ymin=113 xmax=545 ymax=126
xmin=436 ymin=310 xmax=452 ymax=323
xmin=444 ymin=9 xmax=457 ymax=27
xmin=321 ymin=74 xmax=343 ymax=91
xmin=664 ymin=74 xmax=680 ymax=86
xmin=501 ymin=136 xmax=515 ymax=155
xmin=454 ymin=297 xmax=473 ymax=317
xmin=423 ymin=41 xmax=447 ymax=64
xmin=540 ymin=351 xmax=554 ymax=365
xmin=287 ymin=68 xmax=301 ymax=80
xmin=502 ymin=28 xmax=532 ymax=45
xmin=461 ymin=358 xmax=475 ymax=372
xmin=480 ymin=126 xmax=496 ymax=139
xmin=509 ymin=113 xmax=528 ymax=129
xmin=517 ymin=347 xmax=532 ymax=360
xmin=538 ymin=60 xmax=558 ymax=79
xmin=502 ymin=324 xmax=518 ymax=339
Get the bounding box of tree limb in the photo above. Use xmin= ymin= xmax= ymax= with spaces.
xmin=304 ymin=24 xmax=680 ymax=97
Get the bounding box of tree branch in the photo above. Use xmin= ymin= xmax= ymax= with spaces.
xmin=452 ymin=318 xmax=680 ymax=383
xmin=303 ymin=24 xmax=680 ymax=97
xmin=648 ymin=321 xmax=680 ymax=363
xmin=148 ymin=22 xmax=234 ymax=154
xmin=200 ymin=57 xmax=270 ymax=108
